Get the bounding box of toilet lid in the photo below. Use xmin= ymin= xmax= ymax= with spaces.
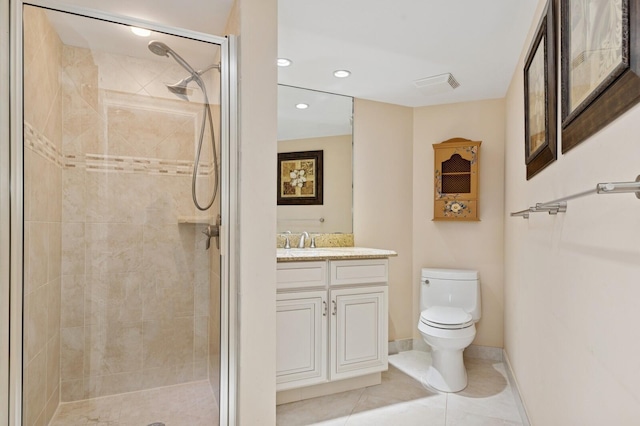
xmin=420 ymin=306 xmax=472 ymax=326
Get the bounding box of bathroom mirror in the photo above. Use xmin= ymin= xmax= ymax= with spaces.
xmin=277 ymin=85 xmax=353 ymax=233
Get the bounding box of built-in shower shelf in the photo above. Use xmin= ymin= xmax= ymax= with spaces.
xmin=177 ymin=215 xmax=214 ymax=225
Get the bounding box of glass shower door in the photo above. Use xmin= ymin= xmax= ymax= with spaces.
xmin=21 ymin=5 xmax=224 ymax=425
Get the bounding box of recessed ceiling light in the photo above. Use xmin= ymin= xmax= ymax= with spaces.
xmin=130 ymin=27 xmax=151 ymax=37
xmin=277 ymin=58 xmax=292 ymax=67
xmin=333 ymin=70 xmax=351 ymax=78
xmin=295 ymin=103 xmax=309 ymax=109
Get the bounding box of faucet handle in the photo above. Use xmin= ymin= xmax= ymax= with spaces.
xmin=310 ymin=235 xmax=316 ymax=248
xmin=284 ymin=236 xmax=291 ymax=249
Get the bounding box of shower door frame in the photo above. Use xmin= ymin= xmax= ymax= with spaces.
xmin=1 ymin=0 xmax=12 ymax=425
xmin=2 ymin=1 xmax=238 ymax=425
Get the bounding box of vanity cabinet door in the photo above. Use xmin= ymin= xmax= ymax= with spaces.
xmin=330 ymin=286 xmax=388 ymax=381
xmin=276 ymin=291 xmax=328 ymax=391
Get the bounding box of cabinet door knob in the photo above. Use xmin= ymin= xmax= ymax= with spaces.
xmin=322 ymin=301 xmax=327 ymax=316
xmin=332 ymin=300 xmax=337 ymax=316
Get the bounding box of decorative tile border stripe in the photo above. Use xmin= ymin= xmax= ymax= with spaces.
xmin=24 ymin=122 xmax=64 ymax=168
xmin=25 ymin=121 xmax=214 ymax=176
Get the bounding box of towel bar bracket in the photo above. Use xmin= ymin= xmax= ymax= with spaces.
xmin=510 ymin=175 xmax=640 ymax=219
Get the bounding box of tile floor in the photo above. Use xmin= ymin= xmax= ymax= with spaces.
xmin=49 ymin=380 xmax=218 ymax=425
xmin=276 ymin=350 xmax=525 ymax=426
xmin=47 ymin=351 xmax=523 ymax=426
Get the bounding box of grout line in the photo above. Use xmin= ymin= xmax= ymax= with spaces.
xmin=344 ymin=386 xmax=367 ymax=425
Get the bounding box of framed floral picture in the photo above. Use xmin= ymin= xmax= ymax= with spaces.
xmin=277 ymin=150 xmax=323 ymax=205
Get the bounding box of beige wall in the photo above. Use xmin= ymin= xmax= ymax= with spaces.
xmin=227 ymin=0 xmax=278 ymax=424
xmin=413 ymin=99 xmax=506 ymax=347
xmin=22 ymin=6 xmax=63 ymax=425
xmin=278 ymin=135 xmax=352 ymax=233
xmin=353 ymin=99 xmax=414 ymax=341
xmin=353 ymin=97 xmax=506 ymax=346
xmin=504 ymin=0 xmax=640 ymax=423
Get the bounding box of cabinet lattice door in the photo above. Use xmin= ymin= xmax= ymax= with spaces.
xmin=433 ymin=137 xmax=481 ymax=221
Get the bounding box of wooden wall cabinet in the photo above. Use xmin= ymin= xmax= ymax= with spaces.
xmin=433 ymin=138 xmax=481 ymax=221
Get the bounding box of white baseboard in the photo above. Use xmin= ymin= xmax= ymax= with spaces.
xmin=390 ymin=339 xmax=503 ymax=361
xmin=464 ymin=344 xmax=503 ymax=361
xmin=388 ymin=338 xmax=414 ymax=354
xmin=502 ymin=349 xmax=531 ymax=426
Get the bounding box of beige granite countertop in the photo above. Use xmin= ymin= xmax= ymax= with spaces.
xmin=276 ymin=247 xmax=397 ymax=262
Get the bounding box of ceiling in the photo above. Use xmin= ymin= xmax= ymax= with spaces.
xmin=46 ymin=0 xmax=539 ymax=108
xmin=277 ymin=85 xmax=352 ymax=140
xmin=278 ymin=0 xmax=540 ymax=107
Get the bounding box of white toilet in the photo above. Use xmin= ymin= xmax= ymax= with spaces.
xmin=417 ymin=268 xmax=481 ymax=392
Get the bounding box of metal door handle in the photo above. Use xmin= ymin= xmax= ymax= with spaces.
xmin=332 ymin=300 xmax=337 ymax=316
xmin=322 ymin=301 xmax=327 ymax=316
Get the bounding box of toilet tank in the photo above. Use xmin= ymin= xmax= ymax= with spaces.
xmin=420 ymin=268 xmax=481 ymax=321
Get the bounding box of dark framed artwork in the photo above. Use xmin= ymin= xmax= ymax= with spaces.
xmin=561 ymin=0 xmax=640 ymax=152
xmin=277 ymin=150 xmax=324 ymax=205
xmin=524 ymin=0 xmax=557 ymax=180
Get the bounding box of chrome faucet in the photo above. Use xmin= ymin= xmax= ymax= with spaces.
xmin=298 ymin=231 xmax=309 ymax=248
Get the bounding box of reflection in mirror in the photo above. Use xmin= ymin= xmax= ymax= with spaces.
xmin=277 ymin=85 xmax=353 ymax=233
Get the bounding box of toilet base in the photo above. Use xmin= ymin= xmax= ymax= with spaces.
xmin=426 ymin=348 xmax=467 ymax=392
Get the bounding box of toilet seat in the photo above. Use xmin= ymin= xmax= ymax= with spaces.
xmin=420 ymin=306 xmax=473 ymax=330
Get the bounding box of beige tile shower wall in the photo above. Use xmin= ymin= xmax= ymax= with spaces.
xmin=23 ymin=6 xmax=63 ymax=426
xmin=59 ymin=44 xmax=217 ymax=402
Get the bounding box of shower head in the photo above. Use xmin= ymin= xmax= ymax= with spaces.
xmin=166 ymin=77 xmax=191 ymax=101
xmin=148 ymin=40 xmax=171 ymax=57
xmin=148 ymin=40 xmax=198 ymax=78
xmin=164 ymin=64 xmax=220 ymax=101
xmin=148 ymin=41 xmax=221 ymax=101
xmin=167 ymin=80 xmax=188 ymax=95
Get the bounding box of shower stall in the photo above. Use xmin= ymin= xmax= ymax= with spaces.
xmin=5 ymin=2 xmax=235 ymax=425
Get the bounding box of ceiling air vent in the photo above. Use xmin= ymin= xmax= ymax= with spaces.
xmin=413 ymin=73 xmax=460 ymax=96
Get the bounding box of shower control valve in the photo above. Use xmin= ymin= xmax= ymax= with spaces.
xmin=202 ymin=214 xmax=221 ymax=250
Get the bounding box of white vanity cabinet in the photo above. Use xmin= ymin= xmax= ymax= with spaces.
xmin=276 ymin=290 xmax=328 ymax=390
xmin=276 ymin=261 xmax=328 ymax=390
xmin=330 ymin=285 xmax=388 ymax=381
xmin=276 ymin=257 xmax=389 ymax=396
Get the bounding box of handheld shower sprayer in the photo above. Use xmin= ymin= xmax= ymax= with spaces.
xmin=146 ymin=40 xmax=220 ymax=212
xmin=148 ymin=40 xmax=198 ymax=78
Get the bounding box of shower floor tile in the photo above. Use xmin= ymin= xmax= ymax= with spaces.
xmin=49 ymin=380 xmax=218 ymax=426
xmin=277 ymin=350 xmax=526 ymax=426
